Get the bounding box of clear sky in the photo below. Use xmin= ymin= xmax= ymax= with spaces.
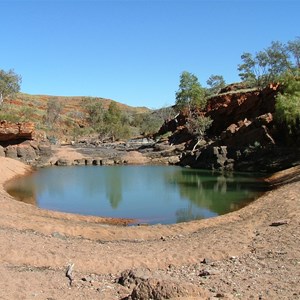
xmin=1 ymin=0 xmax=299 ymax=108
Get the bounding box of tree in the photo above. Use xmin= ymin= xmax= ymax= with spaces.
xmin=275 ymin=72 xmax=300 ymax=130
xmin=206 ymin=74 xmax=226 ymax=95
xmin=187 ymin=115 xmax=213 ymax=151
xmin=175 ymin=71 xmax=206 ymax=112
xmin=84 ymin=97 xmax=105 ymax=129
xmin=238 ymin=40 xmax=292 ymax=88
xmin=103 ymin=101 xmax=130 ymax=141
xmin=45 ymin=98 xmax=63 ymax=127
xmin=139 ymin=112 xmax=163 ymax=136
xmin=287 ymin=37 xmax=300 ymax=70
xmin=0 ymin=69 xmax=22 ymax=105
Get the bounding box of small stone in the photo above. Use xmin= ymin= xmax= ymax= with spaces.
xmin=216 ymin=292 xmax=225 ymax=298
xmin=201 ymin=258 xmax=211 ymax=264
xmin=270 ymin=220 xmax=289 ymax=226
xmin=199 ymin=269 xmax=210 ymax=277
xmin=51 ymin=232 xmax=67 ymax=240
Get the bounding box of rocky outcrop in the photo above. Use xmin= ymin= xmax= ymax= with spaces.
xmin=206 ymin=84 xmax=280 ymax=135
xmin=2 ymin=140 xmax=52 ymax=166
xmin=155 ymin=83 xmax=300 ymax=172
xmin=0 ymin=121 xmax=35 ymax=143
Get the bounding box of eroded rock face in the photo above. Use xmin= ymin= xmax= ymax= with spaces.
xmin=0 ymin=121 xmax=35 ymax=143
xmin=206 ymin=84 xmax=280 ymax=135
xmin=156 ymin=83 xmax=300 ymax=171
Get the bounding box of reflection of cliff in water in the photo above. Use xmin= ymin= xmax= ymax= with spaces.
xmin=167 ymin=169 xmax=267 ymax=218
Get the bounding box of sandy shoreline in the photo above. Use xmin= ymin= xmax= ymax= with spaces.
xmin=0 ymin=157 xmax=299 ymax=299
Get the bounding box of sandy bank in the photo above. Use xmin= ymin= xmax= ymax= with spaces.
xmin=0 ymin=157 xmax=299 ymax=299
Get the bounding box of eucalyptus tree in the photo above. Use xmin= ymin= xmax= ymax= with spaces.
xmin=238 ymin=40 xmax=293 ymax=88
xmin=287 ymin=37 xmax=300 ymax=70
xmin=206 ymin=74 xmax=226 ymax=95
xmin=0 ymin=69 xmax=22 ymax=105
xmin=175 ymin=71 xmax=206 ymax=112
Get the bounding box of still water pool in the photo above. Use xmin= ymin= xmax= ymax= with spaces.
xmin=6 ymin=165 xmax=268 ymax=225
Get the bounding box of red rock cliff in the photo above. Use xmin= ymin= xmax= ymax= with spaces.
xmin=206 ymin=84 xmax=280 ymax=134
xmin=0 ymin=121 xmax=35 ymax=142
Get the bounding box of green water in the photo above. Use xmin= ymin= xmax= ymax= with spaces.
xmin=6 ymin=165 xmax=268 ymax=225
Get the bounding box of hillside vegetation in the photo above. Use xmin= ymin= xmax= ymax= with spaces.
xmin=0 ymin=93 xmax=154 ymax=142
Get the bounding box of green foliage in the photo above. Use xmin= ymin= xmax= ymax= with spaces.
xmin=103 ymin=102 xmax=124 ymax=140
xmin=155 ymin=106 xmax=176 ymax=122
xmin=84 ymin=97 xmax=105 ymax=129
xmin=139 ymin=112 xmax=163 ymax=136
xmin=206 ymin=74 xmax=226 ymax=95
xmin=237 ymin=39 xmax=299 ymax=88
xmin=0 ymin=69 xmax=21 ymax=104
xmin=45 ymin=98 xmax=63 ymax=127
xmin=275 ymin=72 xmax=300 ymax=128
xmin=83 ymin=99 xmax=132 ymax=140
xmin=175 ymin=71 xmax=206 ymax=111
xmin=287 ymin=37 xmax=300 ymax=70
xmin=186 ymin=115 xmax=213 ymax=137
xmin=19 ymin=106 xmax=35 ymax=122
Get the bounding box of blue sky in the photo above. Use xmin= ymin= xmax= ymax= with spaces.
xmin=1 ymin=0 xmax=299 ymax=108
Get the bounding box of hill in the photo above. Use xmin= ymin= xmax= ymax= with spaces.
xmin=0 ymin=93 xmax=151 ymax=141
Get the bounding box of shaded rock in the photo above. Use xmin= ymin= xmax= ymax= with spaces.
xmin=5 ymin=145 xmax=18 ymax=159
xmin=55 ymin=158 xmax=73 ymax=166
xmin=270 ymin=220 xmax=289 ymax=227
xmin=38 ymin=144 xmax=52 ymax=156
xmin=155 ymin=113 xmax=187 ymax=136
xmin=16 ymin=145 xmax=37 ymax=162
xmin=0 ymin=145 xmax=5 ymax=157
xmin=84 ymin=158 xmax=94 ymax=165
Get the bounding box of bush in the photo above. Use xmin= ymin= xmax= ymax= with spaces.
xmin=275 ymin=72 xmax=300 ymax=127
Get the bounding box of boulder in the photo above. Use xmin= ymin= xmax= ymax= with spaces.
xmin=5 ymin=145 xmax=18 ymax=159
xmin=118 ymin=269 xmax=206 ymax=300
xmin=16 ymin=145 xmax=37 ymax=163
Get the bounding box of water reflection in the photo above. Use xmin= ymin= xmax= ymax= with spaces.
xmin=5 ymin=166 xmax=267 ymax=224
xmin=105 ymin=167 xmax=122 ymax=209
xmin=167 ymin=169 xmax=266 ymax=220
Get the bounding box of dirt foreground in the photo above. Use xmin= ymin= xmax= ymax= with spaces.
xmin=0 ymin=157 xmax=299 ymax=300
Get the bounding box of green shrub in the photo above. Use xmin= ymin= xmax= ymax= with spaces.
xmin=275 ymin=72 xmax=300 ymax=127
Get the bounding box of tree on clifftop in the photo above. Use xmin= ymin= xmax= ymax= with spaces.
xmin=0 ymin=69 xmax=22 ymax=105
xmin=175 ymin=71 xmax=206 ymax=112
xmin=238 ymin=38 xmax=300 ymax=88
xmin=206 ymin=74 xmax=226 ymax=95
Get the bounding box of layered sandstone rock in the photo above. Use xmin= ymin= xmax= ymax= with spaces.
xmin=206 ymin=84 xmax=280 ymax=134
xmin=0 ymin=121 xmax=35 ymax=142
